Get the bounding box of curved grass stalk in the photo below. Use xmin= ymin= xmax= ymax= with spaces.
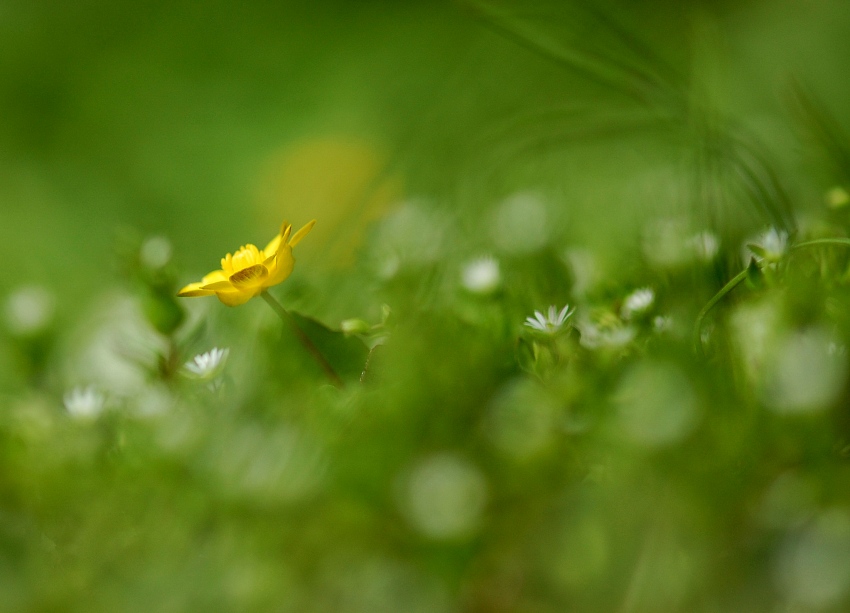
xmin=692 ymin=268 xmax=749 ymax=351
xmin=692 ymin=237 xmax=850 ymax=352
xmin=792 ymin=238 xmax=850 ymax=250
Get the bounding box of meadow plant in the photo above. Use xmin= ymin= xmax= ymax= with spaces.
xmin=3 ymin=1 xmax=850 ymax=612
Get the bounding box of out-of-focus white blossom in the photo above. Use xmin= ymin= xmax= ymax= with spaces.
xmin=577 ymin=313 xmax=636 ymax=350
xmin=402 ymin=454 xmax=488 ymax=539
xmin=620 ymin=288 xmax=654 ymax=319
xmin=688 ymin=231 xmax=719 ymax=262
xmin=4 ymin=285 xmax=55 ymax=336
xmin=579 ymin=324 xmax=636 ymax=350
xmin=460 ymin=256 xmax=500 ymax=294
xmin=67 ymin=294 xmax=167 ymax=396
xmin=490 ymin=192 xmax=549 ymax=254
xmin=63 ymin=386 xmax=106 ymax=420
xmin=140 ymin=235 xmax=173 ymax=269
xmin=643 ymin=219 xmax=722 ymax=268
xmin=524 ymin=305 xmax=576 ymax=335
xmin=761 ymin=328 xmax=846 ymax=414
xmin=184 ymin=347 xmax=229 ymax=380
xmin=563 ymin=248 xmax=599 ymax=297
xmin=653 ymin=315 xmax=674 ymax=334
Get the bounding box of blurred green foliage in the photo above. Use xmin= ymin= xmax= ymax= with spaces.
xmin=3 ymin=0 xmax=850 ymax=611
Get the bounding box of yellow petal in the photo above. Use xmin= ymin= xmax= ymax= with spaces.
xmin=288 ymin=219 xmax=316 ymax=248
xmin=263 ymin=222 xmax=292 ymax=258
xmin=177 ymin=281 xmax=214 ymax=297
xmin=230 ymin=244 xmax=263 ymax=272
xmin=228 ymin=264 xmax=270 ymax=290
xmin=263 ymin=235 xmax=281 ymax=260
xmin=201 ymin=280 xmax=235 ymax=291
xmin=265 ymin=245 xmax=295 ymax=287
xmin=178 ymin=270 xmax=229 ymax=297
xmin=214 ymin=290 xmax=254 ymax=307
xmin=202 ymin=270 xmax=228 ymax=284
xmin=221 ymin=253 xmax=234 ymax=275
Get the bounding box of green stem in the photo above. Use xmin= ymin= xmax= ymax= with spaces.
xmin=692 ymin=268 xmax=749 ymax=351
xmin=261 ymin=292 xmax=343 ymax=387
xmin=793 ymin=237 xmax=850 ymax=250
xmin=693 ymin=237 xmax=850 ymax=352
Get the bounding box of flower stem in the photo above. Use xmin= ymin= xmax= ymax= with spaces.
xmin=692 ymin=268 xmax=748 ymax=352
xmin=692 ymin=237 xmax=850 ymax=352
xmin=260 ymin=292 xmax=343 ymax=387
xmin=792 ymin=237 xmax=850 ymax=250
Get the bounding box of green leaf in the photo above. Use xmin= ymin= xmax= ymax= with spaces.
xmin=142 ymin=292 xmax=185 ymax=336
xmin=746 ymin=257 xmax=764 ymax=289
xmin=289 ymin=311 xmax=370 ymax=382
xmin=746 ymin=243 xmax=767 ymax=259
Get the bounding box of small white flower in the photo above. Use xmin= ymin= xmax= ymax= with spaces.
xmin=63 ymin=386 xmax=106 ymax=420
xmin=761 ymin=228 xmax=788 ymax=257
xmin=621 ymin=288 xmax=655 ymax=319
xmin=577 ymin=313 xmax=636 ymax=350
xmin=140 ymin=235 xmax=173 ymax=270
xmin=524 ymin=305 xmax=576 ymax=335
xmin=689 ymin=231 xmax=719 ymax=262
xmin=461 ymin=256 xmax=501 ymax=294
xmin=653 ymin=315 xmax=674 ymax=334
xmin=746 ymin=227 xmax=788 ymax=263
xmin=579 ymin=323 xmax=636 ymax=350
xmin=184 ymin=347 xmax=229 ymax=379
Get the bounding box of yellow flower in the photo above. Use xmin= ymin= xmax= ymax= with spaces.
xmin=177 ymin=220 xmax=316 ymax=306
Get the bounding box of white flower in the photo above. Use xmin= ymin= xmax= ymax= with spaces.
xmin=461 ymin=256 xmax=500 ymax=294
xmin=184 ymin=347 xmax=229 ymax=379
xmin=140 ymin=235 xmax=173 ymax=270
xmin=643 ymin=219 xmax=722 ymax=268
xmin=524 ymin=305 xmax=576 ymax=335
xmin=761 ymin=228 xmax=788 ymax=258
xmin=746 ymin=227 xmax=788 ymax=263
xmin=621 ymin=288 xmax=655 ymax=319
xmin=577 ymin=313 xmax=636 ymax=350
xmin=689 ymin=231 xmax=719 ymax=262
xmin=579 ymin=323 xmax=636 ymax=350
xmin=63 ymin=386 xmax=106 ymax=420
xmin=653 ymin=315 xmax=674 ymax=333
xmin=4 ymin=286 xmax=55 ymax=336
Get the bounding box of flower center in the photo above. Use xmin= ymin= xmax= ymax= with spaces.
xmin=221 ymin=244 xmax=264 ymax=276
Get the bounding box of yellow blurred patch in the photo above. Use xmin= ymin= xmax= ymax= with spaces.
xmin=255 ymin=138 xmax=402 ymax=267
